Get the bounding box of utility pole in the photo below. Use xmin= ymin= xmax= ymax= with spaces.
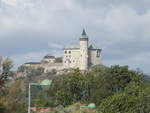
xmin=28 ymin=83 xmax=31 ymax=113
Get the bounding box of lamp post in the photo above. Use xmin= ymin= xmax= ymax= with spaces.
xmin=28 ymin=83 xmax=35 ymax=113
xmin=28 ymin=80 xmax=52 ymax=113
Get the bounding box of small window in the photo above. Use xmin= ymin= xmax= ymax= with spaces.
xmin=69 ymin=51 xmax=71 ymax=54
xmin=65 ymin=51 xmax=67 ymax=53
xmin=96 ymin=50 xmax=100 ymax=57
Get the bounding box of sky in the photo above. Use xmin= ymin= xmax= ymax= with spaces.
xmin=0 ymin=0 xmax=150 ymax=74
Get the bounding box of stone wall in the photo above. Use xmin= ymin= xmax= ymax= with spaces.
xmin=63 ymin=49 xmax=80 ymax=69
xmin=42 ymin=63 xmax=63 ymax=73
xmin=89 ymin=49 xmax=101 ymax=66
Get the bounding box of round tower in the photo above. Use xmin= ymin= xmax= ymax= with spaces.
xmin=80 ymin=29 xmax=89 ymax=70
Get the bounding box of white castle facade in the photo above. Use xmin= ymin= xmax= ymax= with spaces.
xmin=63 ymin=29 xmax=101 ymax=70
xmin=22 ymin=29 xmax=102 ymax=72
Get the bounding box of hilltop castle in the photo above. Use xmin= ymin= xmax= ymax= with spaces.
xmin=63 ymin=29 xmax=101 ymax=70
xmin=23 ymin=29 xmax=102 ymax=72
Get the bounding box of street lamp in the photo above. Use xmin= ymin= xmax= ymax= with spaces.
xmin=28 ymin=79 xmax=52 ymax=113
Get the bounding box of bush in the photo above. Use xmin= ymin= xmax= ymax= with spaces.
xmin=98 ymin=82 xmax=150 ymax=113
xmin=47 ymin=65 xmax=146 ymax=108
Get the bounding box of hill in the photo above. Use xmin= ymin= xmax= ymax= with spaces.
xmin=0 ymin=58 xmax=150 ymax=113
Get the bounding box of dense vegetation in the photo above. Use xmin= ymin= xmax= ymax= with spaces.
xmin=0 ymin=57 xmax=150 ymax=113
xmin=46 ymin=65 xmax=150 ymax=113
xmin=0 ymin=57 xmax=26 ymax=113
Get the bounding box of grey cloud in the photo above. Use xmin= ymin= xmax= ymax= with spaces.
xmin=0 ymin=0 xmax=150 ymax=73
xmin=103 ymin=39 xmax=150 ymax=60
xmin=103 ymin=51 xmax=150 ymax=74
xmin=74 ymin=0 xmax=150 ymax=13
xmin=0 ymin=31 xmax=66 ymax=55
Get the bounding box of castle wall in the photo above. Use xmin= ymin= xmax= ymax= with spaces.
xmin=89 ymin=49 xmax=101 ymax=66
xmin=42 ymin=63 xmax=63 ymax=73
xmin=42 ymin=58 xmax=55 ymax=63
xmin=23 ymin=64 xmax=42 ymax=69
xmin=63 ymin=49 xmax=80 ymax=69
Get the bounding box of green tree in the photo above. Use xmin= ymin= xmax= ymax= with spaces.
xmin=46 ymin=65 xmax=146 ymax=110
xmin=0 ymin=57 xmax=13 ymax=89
xmin=35 ymin=92 xmax=48 ymax=109
xmin=0 ymin=80 xmax=27 ymax=113
xmin=98 ymin=82 xmax=150 ymax=113
xmin=48 ymin=69 xmax=91 ymax=106
xmin=85 ymin=65 xmax=143 ymax=105
xmin=55 ymin=89 xmax=74 ymax=106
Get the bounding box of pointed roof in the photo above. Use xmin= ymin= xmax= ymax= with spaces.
xmin=81 ymin=28 xmax=88 ymax=39
xmin=82 ymin=29 xmax=87 ymax=36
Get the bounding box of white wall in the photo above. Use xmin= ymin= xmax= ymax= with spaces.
xmin=80 ymin=39 xmax=88 ymax=70
xmin=63 ymin=49 xmax=80 ymax=69
xmin=89 ymin=49 xmax=101 ymax=66
xmin=42 ymin=58 xmax=55 ymax=64
xmin=42 ymin=63 xmax=63 ymax=73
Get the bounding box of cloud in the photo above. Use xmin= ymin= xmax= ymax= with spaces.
xmin=48 ymin=43 xmax=63 ymax=49
xmin=11 ymin=49 xmax=62 ymax=70
xmin=0 ymin=0 xmax=150 ymax=73
xmin=74 ymin=0 xmax=150 ymax=13
xmin=103 ymin=52 xmax=150 ymax=74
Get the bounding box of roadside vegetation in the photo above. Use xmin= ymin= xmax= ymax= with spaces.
xmin=0 ymin=57 xmax=150 ymax=113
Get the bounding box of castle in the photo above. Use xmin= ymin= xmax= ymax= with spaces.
xmin=23 ymin=29 xmax=102 ymax=72
xmin=63 ymin=29 xmax=101 ymax=70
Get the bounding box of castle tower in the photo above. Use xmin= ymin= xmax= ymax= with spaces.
xmin=80 ymin=29 xmax=89 ymax=70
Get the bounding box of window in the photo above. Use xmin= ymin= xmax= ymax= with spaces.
xmin=96 ymin=50 xmax=100 ymax=57
xmin=69 ymin=51 xmax=71 ymax=53
xmin=65 ymin=51 xmax=67 ymax=53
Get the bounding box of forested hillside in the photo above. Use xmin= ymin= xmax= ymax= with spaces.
xmin=0 ymin=58 xmax=150 ymax=113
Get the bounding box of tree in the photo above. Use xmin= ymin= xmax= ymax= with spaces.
xmin=0 ymin=57 xmax=13 ymax=91
xmin=17 ymin=65 xmax=26 ymax=72
xmin=26 ymin=67 xmax=44 ymax=77
xmin=88 ymin=65 xmax=113 ymax=104
xmin=48 ymin=70 xmax=91 ymax=106
xmin=35 ymin=92 xmax=48 ymax=109
xmin=84 ymin=65 xmax=144 ymax=105
xmin=0 ymin=80 xmax=27 ymax=113
xmin=98 ymin=82 xmax=150 ymax=113
xmin=55 ymin=89 xmax=74 ymax=106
